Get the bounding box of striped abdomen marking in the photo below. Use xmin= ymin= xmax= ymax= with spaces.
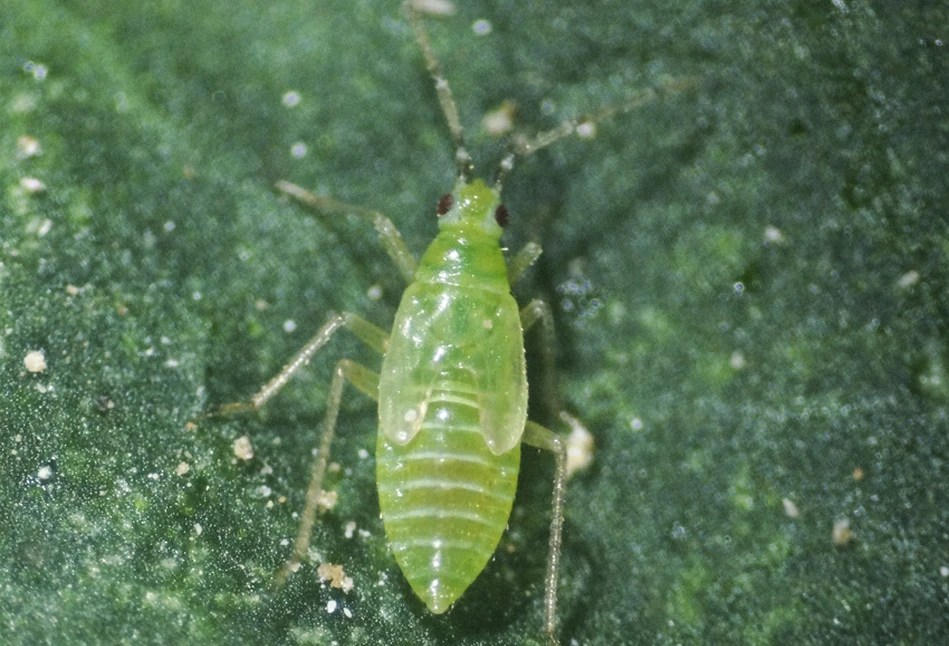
xmin=376 ymin=382 xmax=520 ymax=613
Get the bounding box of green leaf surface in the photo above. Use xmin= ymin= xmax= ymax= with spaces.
xmin=2 ymin=0 xmax=947 ymax=644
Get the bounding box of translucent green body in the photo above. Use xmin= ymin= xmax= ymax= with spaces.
xmin=376 ymin=179 xmax=528 ymax=612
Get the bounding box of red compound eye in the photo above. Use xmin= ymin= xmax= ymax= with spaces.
xmin=436 ymin=193 xmax=453 ymax=216
xmin=494 ymin=204 xmax=509 ymax=228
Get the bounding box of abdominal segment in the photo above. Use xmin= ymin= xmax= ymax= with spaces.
xmin=376 ymin=382 xmax=521 ymax=613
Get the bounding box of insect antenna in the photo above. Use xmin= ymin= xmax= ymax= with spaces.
xmin=404 ymin=0 xmax=474 ymax=181
xmin=492 ymin=75 xmax=699 ymax=190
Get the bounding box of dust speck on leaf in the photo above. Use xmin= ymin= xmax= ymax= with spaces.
xmin=24 ymin=350 xmax=47 ymax=373
xmin=21 ymin=177 xmax=46 ymax=193
xmin=782 ymin=498 xmax=800 ymax=518
xmin=318 ymin=562 xmax=354 ymax=593
xmin=233 ymin=436 xmax=254 ymax=460
xmin=833 ymin=518 xmax=853 ymax=546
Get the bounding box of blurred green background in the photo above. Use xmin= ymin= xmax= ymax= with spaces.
xmin=2 ymin=0 xmax=947 ymax=643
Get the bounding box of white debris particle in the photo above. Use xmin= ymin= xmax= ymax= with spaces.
xmin=175 ymin=462 xmax=191 ymax=476
xmin=165 ymin=358 xmax=179 ymax=368
xmin=37 ymin=219 xmax=52 ymax=236
xmin=283 ymin=319 xmax=297 ymax=333
xmin=290 ymin=142 xmax=308 ymax=158
xmin=576 ymin=121 xmax=596 ymax=139
xmin=326 ymin=599 xmax=337 ymax=614
xmin=782 ymin=498 xmax=800 ymax=518
xmin=233 ymin=436 xmax=254 ymax=460
xmin=940 ymin=566 xmax=949 ymax=577
xmin=65 ymin=284 xmax=80 ymax=296
xmin=897 ymin=270 xmax=919 ymax=289
xmin=318 ymin=562 xmax=354 ymax=592
xmin=24 ymin=350 xmax=47 ymax=373
xmin=148 ymin=472 xmax=160 ymax=481
xmin=256 ymin=485 xmax=272 ymax=498
xmin=561 ymin=412 xmax=594 ymax=479
xmin=194 ymin=523 xmax=202 ymax=536
xmin=481 ymin=101 xmax=515 ymax=137
xmin=357 ymin=448 xmax=369 ymax=460
xmin=17 ymin=135 xmax=42 ymax=157
xmin=25 ymin=61 xmax=48 ymax=81
xmin=472 ymin=19 xmax=492 ymax=36
xmin=20 ymin=177 xmax=46 ymax=193
xmin=764 ymin=226 xmax=784 ymax=243
xmin=318 ymin=489 xmax=339 ymax=512
xmin=366 ymin=284 xmax=383 ymax=301
xmin=11 ymin=93 xmax=37 ymax=113
xmin=282 ymin=90 xmax=301 ymax=107
xmin=37 ymin=465 xmax=53 ymax=480
xmin=629 ymin=417 xmax=644 ymax=432
xmin=730 ymin=351 xmax=746 ymax=370
xmin=410 ymin=0 xmax=456 ymax=16
xmin=832 ymin=518 xmax=853 ymax=546
xmin=344 ymin=521 xmax=357 ymax=539
xmin=343 ymin=607 xmax=353 ymax=618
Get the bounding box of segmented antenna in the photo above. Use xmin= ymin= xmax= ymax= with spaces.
xmin=493 ymin=75 xmax=699 ymax=189
xmin=404 ymin=0 xmax=474 ymax=181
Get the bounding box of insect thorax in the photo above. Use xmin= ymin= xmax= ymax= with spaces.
xmin=413 ymin=229 xmax=509 ymax=293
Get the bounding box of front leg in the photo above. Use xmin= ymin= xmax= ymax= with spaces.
xmin=276 ymin=181 xmax=418 ymax=284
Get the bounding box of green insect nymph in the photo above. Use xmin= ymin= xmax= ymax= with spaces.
xmin=377 ymin=177 xmax=528 ymax=612
xmin=212 ymin=2 xmax=690 ymax=643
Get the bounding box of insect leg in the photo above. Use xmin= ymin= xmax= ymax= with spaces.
xmin=403 ymin=0 xmax=473 ymax=180
xmin=521 ymin=300 xmax=593 ymax=479
xmin=520 ymin=299 xmax=561 ymax=414
xmin=522 ymin=421 xmax=568 ymax=646
xmin=506 ymin=241 xmax=543 ymax=287
xmin=275 ymin=180 xmax=418 ymax=284
xmin=212 ymin=311 xmax=387 ymax=416
xmin=276 ymin=358 xmax=379 ymax=586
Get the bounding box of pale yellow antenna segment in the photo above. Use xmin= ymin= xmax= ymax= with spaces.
xmin=495 ymin=75 xmax=699 ymax=188
xmin=404 ymin=0 xmax=473 ymax=180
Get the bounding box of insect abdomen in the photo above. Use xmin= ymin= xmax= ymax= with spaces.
xmin=376 ymin=382 xmax=521 ymax=613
